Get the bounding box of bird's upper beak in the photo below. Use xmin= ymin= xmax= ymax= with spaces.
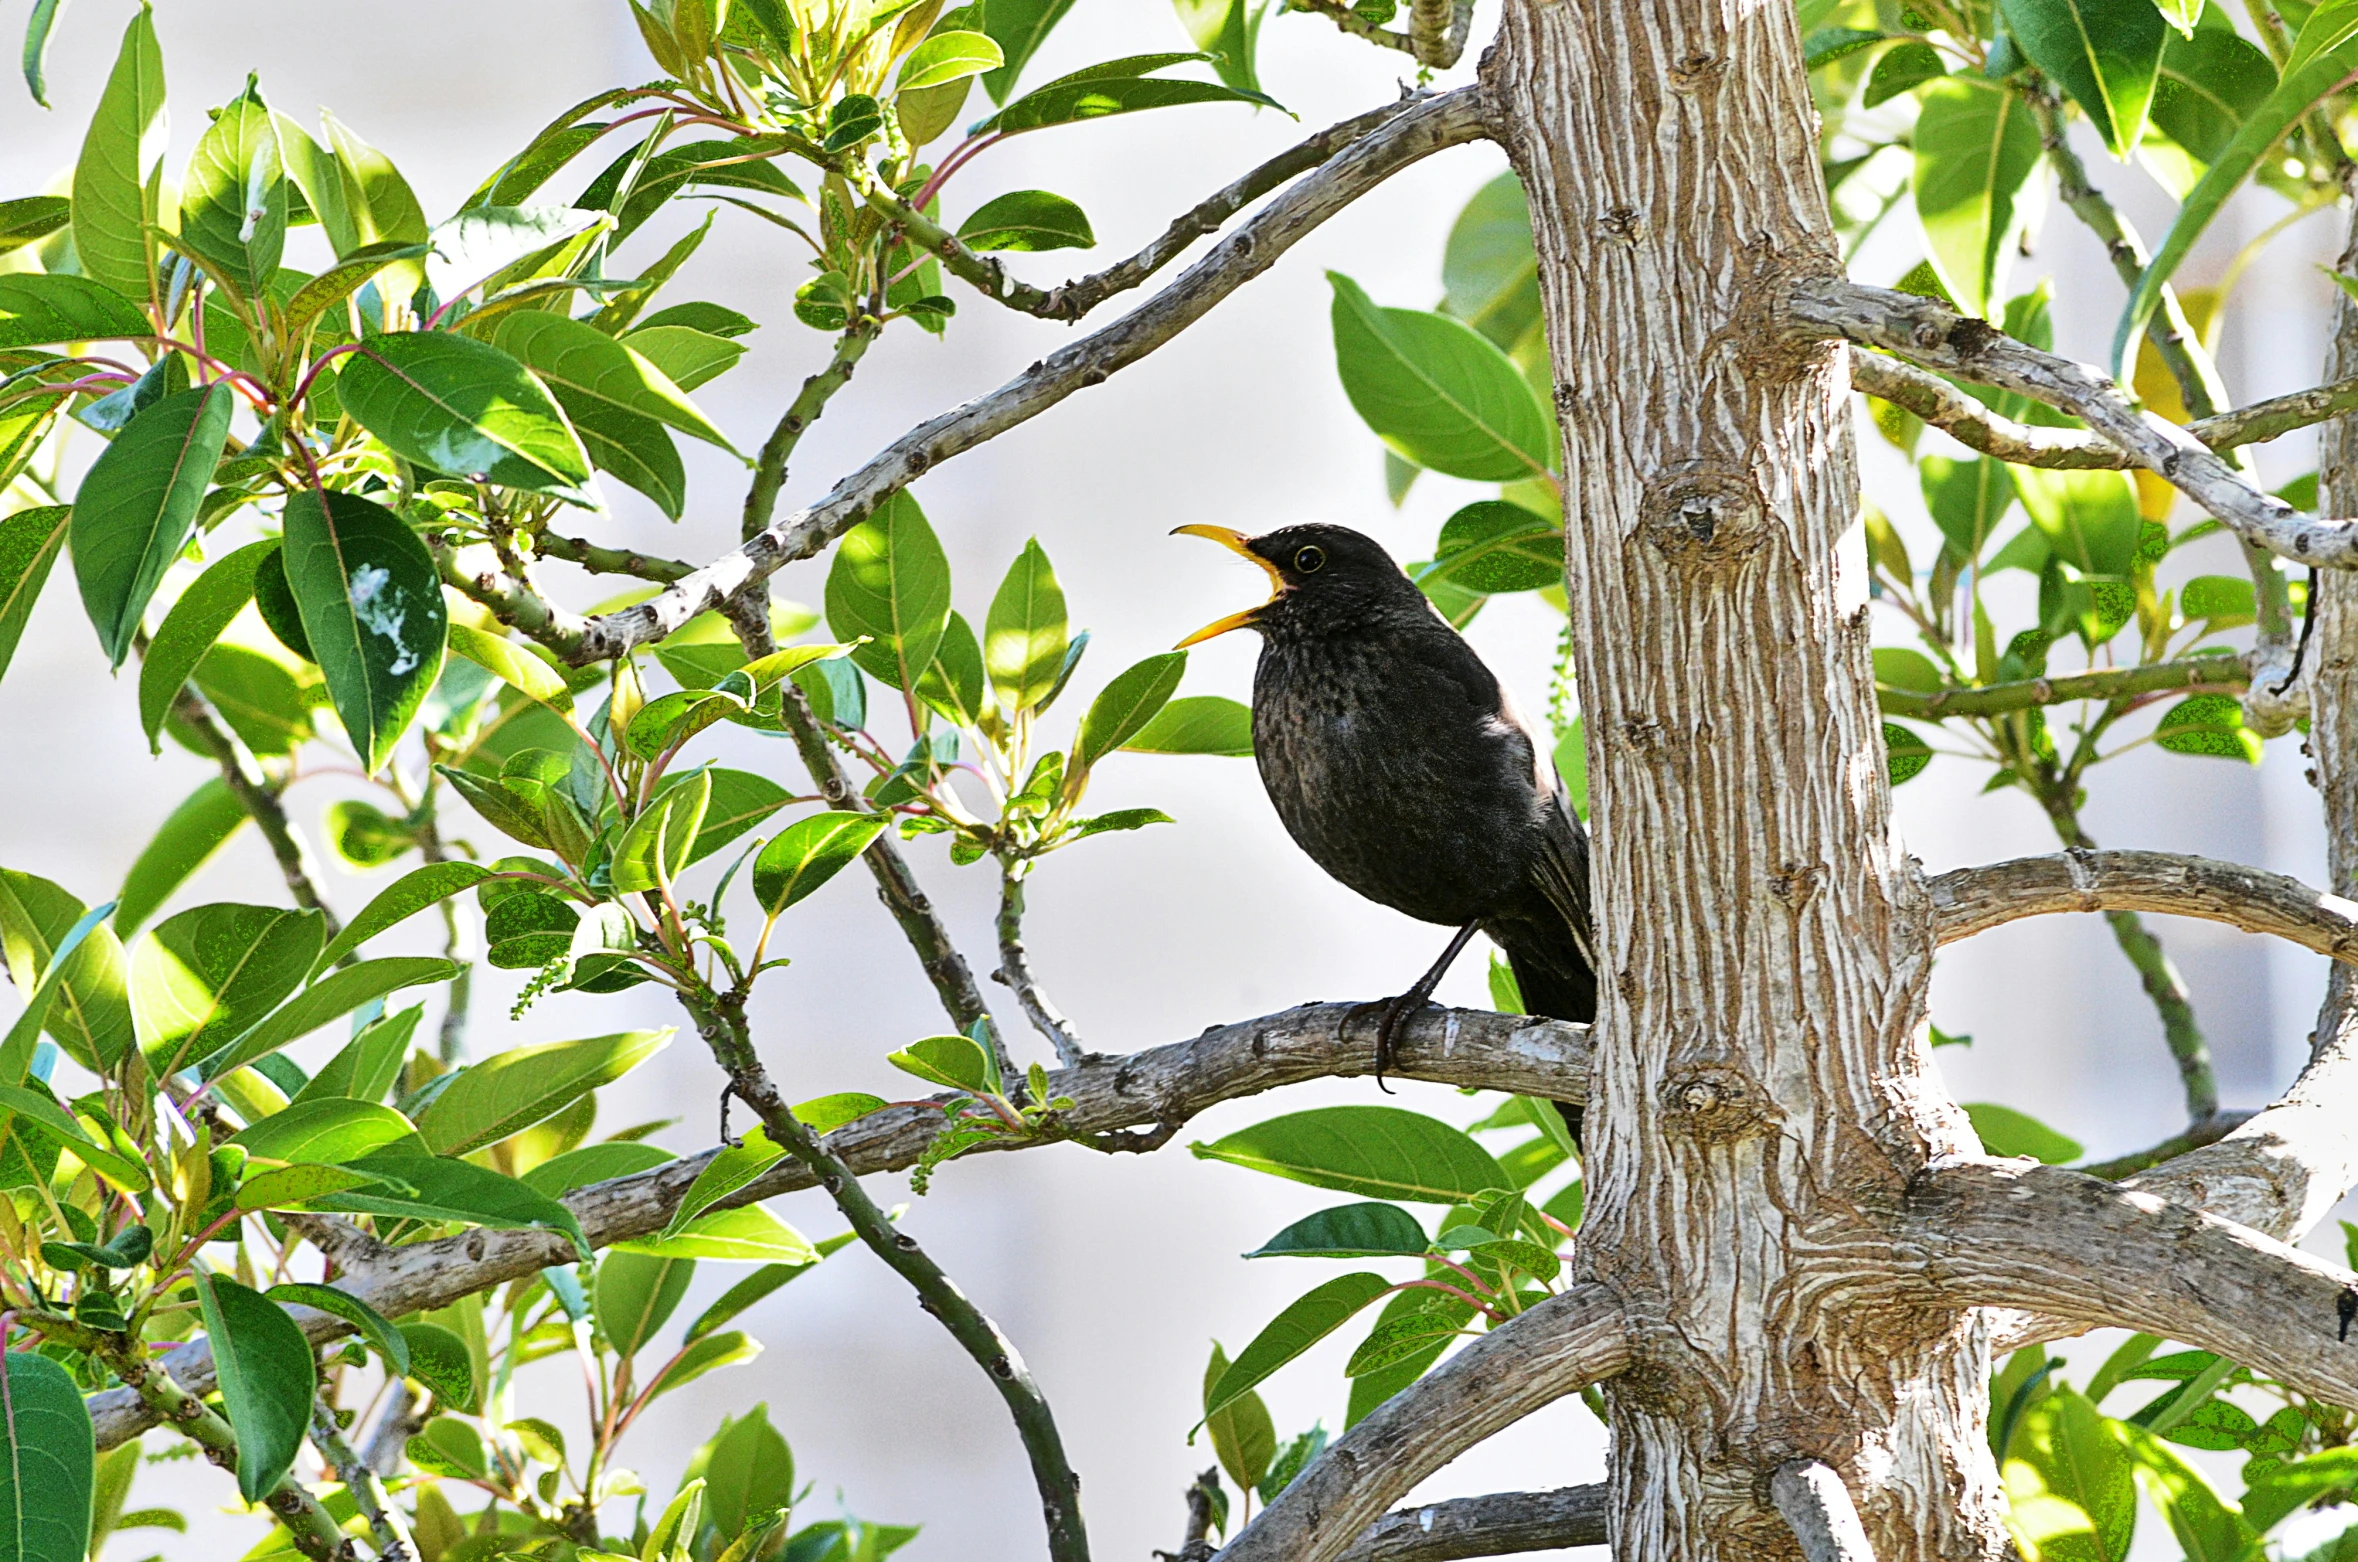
xmin=1173 ymin=524 xmax=1286 ymax=648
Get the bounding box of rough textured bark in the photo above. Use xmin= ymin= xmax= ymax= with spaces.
xmin=1487 ymin=4 xmax=1997 ymax=1558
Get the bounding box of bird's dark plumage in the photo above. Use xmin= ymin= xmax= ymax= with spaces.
xmin=1176 ymin=523 xmax=1596 ymax=1123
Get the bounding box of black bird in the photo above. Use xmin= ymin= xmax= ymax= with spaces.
xmin=1174 ymin=523 xmax=1597 ymax=1116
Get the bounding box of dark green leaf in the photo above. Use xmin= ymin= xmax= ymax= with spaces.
xmin=417 ymin=1029 xmax=671 ymax=1155
xmin=981 ymin=0 xmax=1079 ymax=101
xmin=316 ymin=1150 xmax=590 ymax=1257
xmin=69 ymin=11 xmax=166 ymax=301
xmin=2155 ymin=693 xmax=2261 ymax=762
xmin=752 ymin=811 xmax=886 ymax=915
xmin=264 ymin=1282 xmax=409 ymax=1375
xmin=138 ymin=539 xmax=273 ymax=752
xmin=1192 ymin=1106 xmax=1509 ymax=1204
xmin=204 ymin=955 xmax=460 ymax=1076
xmin=595 ymin=1250 xmax=696 ymax=1357
xmin=316 ymin=861 xmax=495 ymax=969
xmin=1123 ymin=694 xmax=1252 ymax=756
xmin=1205 ymin=1272 xmax=1391 ymax=1420
xmin=704 ymin=1404 xmax=794 ymax=1544
xmin=1329 ymin=273 xmax=1552 ymax=483
xmin=610 ymin=770 xmax=710 ymax=893
xmin=916 ymin=610 xmax=987 ymax=727
xmin=0 ymin=198 xmax=66 ymax=259
xmin=1075 ymin=652 xmax=1186 ymax=772
xmin=337 ymin=332 xmax=592 ymax=495
xmin=1347 ymin=1290 xmax=1475 ymax=1427
xmin=489 ymin=308 xmax=735 ymax=452
xmin=684 ymin=769 xmax=793 ymax=865
xmin=978 ymin=55 xmax=1277 ymax=133
xmin=957 ymin=190 xmax=1095 ymax=252
xmin=0 ymin=1352 xmax=94 ymax=1562
xmin=1998 ymin=0 xmax=2166 ymax=154
xmin=569 ymin=401 xmax=685 ymax=518
xmin=282 ymin=487 xmax=448 ymax=772
xmin=0 ymin=275 xmax=151 ymax=350
xmin=197 ymin=1272 xmax=315 ymax=1502
xmin=2150 ymin=9 xmax=2276 ymax=166
xmin=114 ymin=778 xmax=247 ymax=937
xmin=178 ymin=85 xmax=286 ymax=300
xmin=398 ymin=1323 xmax=479 ymax=1412
xmin=252 ymin=547 xmax=312 ymax=661
xmin=1245 ymin=1201 xmax=1428 ymax=1259
xmin=1424 ymin=501 xmax=1561 ymax=593
xmin=69 ymin=385 xmax=235 ymax=666
xmin=0 ymin=504 xmax=68 ymax=688
xmin=189 ymin=645 xmax=311 ymax=757
xmin=1864 ymin=39 xmax=1948 ymax=105
xmin=1345 ymin=1307 xmax=1468 ymax=1378
xmin=826 ymin=492 xmax=951 ymax=692
xmin=290 ymin=1004 xmax=419 ymax=1106
xmin=1912 ymin=79 xmax=2042 ymax=316
xmin=1440 ymin=172 xmax=1539 ymax=354
xmin=1920 ymin=455 xmax=2017 ymax=566
xmin=1884 ymin=721 xmax=1934 ymax=785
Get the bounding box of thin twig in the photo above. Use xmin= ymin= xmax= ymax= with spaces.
xmin=1291 ymin=0 xmax=1419 ymax=55
xmin=1407 ymin=0 xmax=1475 ymax=67
xmin=533 ymin=532 xmax=694 ymax=581
xmin=2075 ymin=1111 xmax=2253 ymax=1180
xmin=742 ymin=319 xmax=881 ymax=544
xmin=1876 ymin=654 xmax=2247 ymax=718
xmin=171 ymin=689 xmax=341 ymax=937
xmin=311 ymin=1396 xmax=414 ymax=1561
xmin=573 ymin=86 xmax=1494 ymax=663
xmin=994 ymin=861 xmax=1086 ymax=1066
xmin=686 ymin=989 xmax=1091 ymax=1562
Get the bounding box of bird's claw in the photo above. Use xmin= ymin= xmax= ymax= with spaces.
xmin=1352 ymin=992 xmax=1425 ymax=1094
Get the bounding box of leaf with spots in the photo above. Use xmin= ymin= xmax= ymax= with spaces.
xmin=282 ymin=488 xmax=447 ymax=772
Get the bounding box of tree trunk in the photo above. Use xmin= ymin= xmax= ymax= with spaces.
xmin=1486 ymin=3 xmax=2006 ymax=1557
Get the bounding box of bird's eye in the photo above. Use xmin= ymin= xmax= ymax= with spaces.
xmin=1294 ymin=545 xmax=1326 ymax=574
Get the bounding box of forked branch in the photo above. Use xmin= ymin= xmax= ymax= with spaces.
xmin=1213 ymin=1286 xmax=1629 ymax=1562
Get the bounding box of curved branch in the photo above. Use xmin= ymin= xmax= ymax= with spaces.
xmin=1787 ymin=278 xmax=2358 ymax=572
xmin=1927 ymin=850 xmax=2358 ymax=965
xmin=1771 ymin=1461 xmax=1879 ymax=1562
xmin=1212 ymin=1286 xmax=1629 ymax=1562
xmin=1909 ymin=1160 xmax=2358 ymax=1410
xmin=1851 ymin=355 xmax=2358 ymax=472
xmin=86 ymin=1002 xmax=1587 ymax=1448
xmin=1339 ymin=1486 xmax=1608 ymax=1561
xmin=572 ymin=86 xmax=1495 ymax=664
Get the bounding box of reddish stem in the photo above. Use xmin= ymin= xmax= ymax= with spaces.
xmin=290 ymin=342 xmax=363 ymax=410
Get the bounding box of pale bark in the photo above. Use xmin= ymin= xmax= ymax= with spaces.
xmin=1485 ymin=3 xmax=1999 ymax=1558
xmin=1926 ymin=850 xmax=2358 ymax=964
xmin=1339 ymin=1485 xmax=1608 ymax=1560
xmin=1771 ymin=1461 xmax=1880 ymax=1562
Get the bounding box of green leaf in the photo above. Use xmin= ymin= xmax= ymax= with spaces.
xmin=684 ymin=1256 xmax=832 ymax=1343
xmin=398 ymin=1324 xmax=479 ymax=1412
xmin=2120 ymin=0 xmax=2358 ymax=367
xmin=596 ymin=1250 xmax=696 ymax=1357
xmin=1329 ymin=273 xmax=1553 ymax=482
xmin=417 ymin=1029 xmax=672 ymax=1155
xmin=826 ymin=492 xmax=952 ymax=692
xmin=318 ymin=1150 xmax=590 ymax=1257
xmin=663 ymin=1127 xmax=786 ymax=1240
xmin=2155 ymin=692 xmax=2261 ymax=762
xmin=1346 ymin=1307 xmax=1469 ymax=1378
xmin=1864 ymin=40 xmax=1949 ymax=105
xmin=0 ymin=275 xmax=152 ymax=350
xmin=1123 ymin=694 xmax=1252 ymax=756
xmin=703 ymin=1404 xmax=795 ymax=1545
xmin=641 ymin=1330 xmax=763 ymax=1407
xmin=1965 ymin=1102 xmax=2084 ymax=1163
xmin=981 ymin=0 xmax=1080 ymax=100
xmin=977 ymin=54 xmax=1277 ymax=133
xmin=616 ymin=1204 xmax=816 ymax=1264
xmin=752 ymin=811 xmax=886 ymax=915
xmin=0 ymin=1352 xmax=94 ymax=1562
xmin=489 ymin=308 xmax=737 ymax=453
xmin=2015 ymin=467 xmax=2141 ymax=575
xmin=886 ymin=1032 xmax=997 ymax=1094
xmin=1920 ymin=455 xmax=2018 ymax=566
xmin=190 ymin=645 xmax=311 ymax=756
xmin=204 ymin=956 xmax=460 ymax=1077
xmin=2243 ymin=1448 xmax=2358 ymax=1533
xmin=281 ymin=487 xmax=449 ymax=773
xmin=1202 ymin=1342 xmax=1277 ymax=1495
xmin=196 ymin=1271 xmax=315 ymax=1503
xmin=2119 ymin=1419 xmax=2260 ymax=1562
xmin=2007 ymin=1390 xmax=2137 ymax=1562
xmin=1912 ymin=78 xmax=2043 ymax=317
xmin=1347 ymin=1290 xmax=1475 ymax=1427
xmin=422 ymin=205 xmax=601 ymax=303
xmin=1999 ymin=0 xmax=2166 ymax=155
xmin=1075 ymin=652 xmax=1186 ymax=772
xmin=0 ymin=505 xmax=68 ymax=689
xmin=70 ymin=10 xmax=167 ymax=304
xmin=338 ymin=332 xmax=592 ymax=495
xmin=687 ymin=770 xmax=794 ymax=865
xmin=1872 ymin=648 xmax=1945 ymax=697
xmin=1204 ymin=1272 xmax=1391 ymax=1420
xmin=316 ymin=861 xmax=495 ymax=969
xmin=570 ymin=400 xmax=685 ymax=519
xmin=263 ymin=1282 xmax=409 ymax=1375
xmin=129 ymin=903 xmax=324 ymax=1076
xmin=445 ymin=621 xmax=572 ymax=714
xmin=290 ymin=1004 xmax=419 ymax=1107
xmin=795 ymin=1093 xmax=888 ymax=1134
xmin=2179 ymin=574 xmax=2256 ymax=625
xmin=2150 ymin=8 xmax=2277 ymax=165
xmin=915 ymin=611 xmax=987 ymax=728
xmin=0 ymin=871 xmax=134 ymax=1076
xmin=0 ymin=1084 xmax=146 ymax=1190
xmin=70 ymin=385 xmax=236 ymax=667
xmin=957 ymin=190 xmax=1094 ymax=252
xmin=1441 ymin=172 xmax=1540 ymax=354
xmin=178 ymin=85 xmax=286 ymax=301
xmin=1245 ymin=1201 xmax=1429 ymax=1259
xmin=980 ymin=540 xmax=1070 ymax=712
xmin=138 ymin=539 xmax=272 ymax=752
xmin=114 ymin=779 xmax=246 ymax=937
xmin=901 ymin=30 xmax=1005 ymax=89
xmin=1422 ymin=500 xmax=1561 ymax=593
xmin=1885 ymin=721 xmax=1934 ymax=785
xmin=227 ymin=1099 xmax=420 ymax=1164
xmin=623 ymin=323 xmax=746 ymax=392
xmin=611 ymin=770 xmax=710 ymax=893
xmin=234 ymin=1161 xmax=400 ymax=1212
xmin=0 ymin=900 xmax=112 ymax=1088
xmin=1192 ymin=1106 xmax=1510 ymax=1204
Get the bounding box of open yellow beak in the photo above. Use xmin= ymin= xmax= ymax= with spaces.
xmin=1173 ymin=525 xmax=1286 ymax=648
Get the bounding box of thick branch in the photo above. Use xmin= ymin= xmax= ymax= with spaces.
xmin=1770 ymin=1461 xmax=1879 ymax=1562
xmin=1927 ymin=849 xmax=2358 ymax=965
xmin=875 ymin=97 xmax=1424 ymax=322
xmin=1212 ymin=1286 xmax=1629 ymax=1562
xmin=1786 ymin=278 xmax=2358 ymax=571
xmin=572 ymin=86 xmax=1494 ymax=664
xmin=1851 ymin=355 xmax=2358 ymax=472
xmin=1338 ymin=1486 xmax=1608 ymax=1561
xmin=86 ymin=1003 xmax=1586 ymax=1447
xmin=1910 ymin=1160 xmax=2358 ymax=1410
xmin=430 ymin=537 xmax=590 ymax=659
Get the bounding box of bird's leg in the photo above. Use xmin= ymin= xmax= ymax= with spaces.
xmin=1365 ymin=921 xmax=1483 ymax=1092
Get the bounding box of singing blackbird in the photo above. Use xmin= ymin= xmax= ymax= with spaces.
xmin=1174 ymin=523 xmax=1597 ymax=1113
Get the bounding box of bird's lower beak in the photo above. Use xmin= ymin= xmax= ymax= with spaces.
xmin=1173 ymin=524 xmax=1284 ymax=648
